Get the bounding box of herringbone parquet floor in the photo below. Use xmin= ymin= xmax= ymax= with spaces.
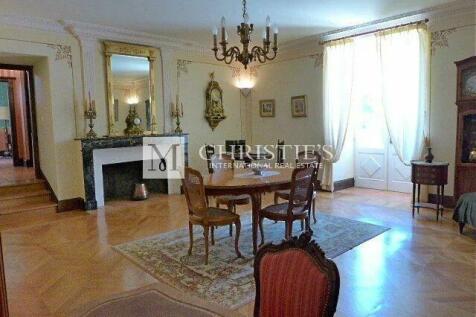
xmin=1 ymin=188 xmax=475 ymax=316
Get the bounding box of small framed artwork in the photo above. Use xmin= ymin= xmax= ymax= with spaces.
xmin=291 ymin=95 xmax=307 ymax=117
xmin=259 ymin=99 xmax=275 ymax=117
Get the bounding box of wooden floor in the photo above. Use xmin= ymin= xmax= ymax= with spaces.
xmin=0 ymin=159 xmax=36 ymax=187
xmin=1 ymin=188 xmax=475 ymax=316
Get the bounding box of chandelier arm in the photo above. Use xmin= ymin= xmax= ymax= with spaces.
xmin=224 ymin=46 xmax=240 ymax=64
xmin=265 ymin=49 xmax=278 ymax=61
xmin=251 ymin=46 xmax=267 ymax=63
xmin=214 ymin=49 xmax=227 ymax=62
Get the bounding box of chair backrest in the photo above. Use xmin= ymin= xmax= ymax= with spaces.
xmin=288 ymin=166 xmax=317 ymax=215
xmin=276 ymin=139 xmax=285 ymax=165
xmin=209 ymin=153 xmax=234 ymax=173
xmin=254 ymin=232 xmax=340 ymax=317
xmin=225 ymin=140 xmax=246 ymax=153
xmin=182 ymin=167 xmax=207 ymax=215
xmin=205 ymin=145 xmax=215 ymax=174
xmin=296 ymin=150 xmax=322 ymax=167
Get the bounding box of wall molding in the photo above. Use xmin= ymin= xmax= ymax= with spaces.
xmin=333 ymin=178 xmax=355 ymax=192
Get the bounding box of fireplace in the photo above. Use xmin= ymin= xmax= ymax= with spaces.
xmin=103 ymin=161 xmax=168 ymax=201
xmin=79 ymin=134 xmax=188 ymax=210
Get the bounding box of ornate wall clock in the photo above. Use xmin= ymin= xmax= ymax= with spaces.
xmin=205 ymin=72 xmax=226 ymax=130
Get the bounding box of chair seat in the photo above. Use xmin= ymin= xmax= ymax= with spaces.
xmin=190 ymin=207 xmax=240 ymax=225
xmin=275 ymin=189 xmax=317 ymax=200
xmin=260 ymin=203 xmax=308 ymax=220
xmin=216 ymin=194 xmax=250 ymax=206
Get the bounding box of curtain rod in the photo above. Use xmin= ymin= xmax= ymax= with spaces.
xmin=319 ymin=18 xmax=429 ymax=45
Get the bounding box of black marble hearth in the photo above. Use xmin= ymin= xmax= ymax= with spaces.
xmin=103 ymin=161 xmax=168 ymax=200
xmin=79 ymin=134 xmax=189 ymax=210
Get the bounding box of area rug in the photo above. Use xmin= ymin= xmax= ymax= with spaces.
xmin=114 ymin=213 xmax=389 ymax=309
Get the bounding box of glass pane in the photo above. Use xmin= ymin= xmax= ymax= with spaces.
xmin=462 ymin=113 xmax=476 ymax=162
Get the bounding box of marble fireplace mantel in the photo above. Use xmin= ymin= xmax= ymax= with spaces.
xmin=79 ymin=134 xmax=188 ymax=210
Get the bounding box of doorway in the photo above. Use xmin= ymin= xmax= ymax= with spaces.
xmin=0 ymin=64 xmax=40 ymax=186
xmin=351 ymin=36 xmax=412 ymax=193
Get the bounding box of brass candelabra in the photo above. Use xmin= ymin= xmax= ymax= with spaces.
xmin=84 ymin=93 xmax=97 ymax=139
xmin=171 ymin=96 xmax=184 ymax=133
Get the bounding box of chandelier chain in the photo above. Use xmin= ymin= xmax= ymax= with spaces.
xmin=242 ymin=0 xmax=247 ymax=20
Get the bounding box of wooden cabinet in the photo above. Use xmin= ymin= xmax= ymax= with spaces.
xmin=455 ymin=57 xmax=476 ymax=202
xmin=411 ymin=161 xmax=449 ymax=220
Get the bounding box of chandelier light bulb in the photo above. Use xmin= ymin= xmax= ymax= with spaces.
xmin=262 ymin=30 xmax=267 ymax=39
xmin=244 ymin=13 xmax=249 ymax=24
xmin=212 ymin=26 xmax=218 ymax=35
xmin=266 ymin=15 xmax=271 ymax=27
xmin=225 ymin=30 xmax=229 ymax=41
xmin=273 ymin=24 xmax=279 ymax=34
xmin=221 ymin=16 xmax=226 ymax=28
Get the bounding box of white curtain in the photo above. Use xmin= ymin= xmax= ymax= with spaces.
xmin=322 ymin=39 xmax=355 ymax=191
xmin=376 ymin=25 xmax=430 ymax=165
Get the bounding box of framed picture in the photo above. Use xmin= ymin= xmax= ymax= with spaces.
xmin=291 ymin=95 xmax=307 ymax=117
xmin=259 ymin=99 xmax=275 ymax=117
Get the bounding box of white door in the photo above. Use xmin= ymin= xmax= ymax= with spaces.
xmin=387 ymin=144 xmax=412 ymax=193
xmin=354 ymin=98 xmax=389 ymax=190
xmin=352 ymin=35 xmax=412 ymax=193
xmin=353 ymin=96 xmax=412 ymax=193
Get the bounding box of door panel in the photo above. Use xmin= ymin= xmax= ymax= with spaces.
xmin=355 ymin=150 xmax=387 ymax=190
xmin=387 ymin=147 xmax=412 ymax=193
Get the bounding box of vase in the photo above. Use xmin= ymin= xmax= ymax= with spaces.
xmin=469 ymin=148 xmax=476 ymax=162
xmin=425 ymin=147 xmax=434 ymax=163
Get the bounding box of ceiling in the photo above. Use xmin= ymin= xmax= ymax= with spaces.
xmin=0 ymin=0 xmax=457 ymax=45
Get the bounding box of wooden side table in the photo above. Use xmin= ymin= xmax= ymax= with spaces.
xmin=411 ymin=161 xmax=449 ymax=220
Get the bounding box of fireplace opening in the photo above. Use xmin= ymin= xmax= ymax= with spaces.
xmin=102 ymin=161 xmax=168 ymax=201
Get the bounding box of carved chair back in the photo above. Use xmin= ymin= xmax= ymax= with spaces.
xmin=296 ymin=150 xmax=322 ymax=167
xmin=205 ymin=145 xmax=215 ymax=174
xmin=276 ymin=139 xmax=285 ymax=165
xmin=209 ymin=153 xmax=234 ymax=173
xmin=288 ymin=166 xmax=317 ymax=216
xmin=182 ymin=167 xmax=207 ymax=215
xmin=254 ymin=232 xmax=340 ymax=317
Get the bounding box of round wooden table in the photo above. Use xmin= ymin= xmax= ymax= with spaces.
xmin=203 ymin=168 xmax=293 ymax=254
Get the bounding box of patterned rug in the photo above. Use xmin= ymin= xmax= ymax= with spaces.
xmin=114 ymin=213 xmax=389 ymax=309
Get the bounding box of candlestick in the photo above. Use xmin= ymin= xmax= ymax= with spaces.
xmin=84 ymin=94 xmax=97 ymax=139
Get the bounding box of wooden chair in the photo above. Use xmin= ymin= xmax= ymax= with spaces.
xmin=210 ymin=153 xmax=251 ymax=236
xmin=182 ymin=167 xmax=242 ymax=265
xmin=254 ymin=232 xmax=340 ymax=317
xmin=276 ymin=139 xmax=285 ymax=166
xmin=274 ymin=150 xmax=321 ymax=223
xmin=259 ymin=165 xmax=317 ymax=243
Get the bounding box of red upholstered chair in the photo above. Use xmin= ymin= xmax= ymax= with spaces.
xmin=254 ymin=232 xmax=340 ymax=317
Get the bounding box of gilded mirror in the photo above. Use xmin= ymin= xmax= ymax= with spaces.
xmin=104 ymin=41 xmax=158 ymax=136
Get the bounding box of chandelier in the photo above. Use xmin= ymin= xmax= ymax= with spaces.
xmin=212 ymin=0 xmax=278 ymax=69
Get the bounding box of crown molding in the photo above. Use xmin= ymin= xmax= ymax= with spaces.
xmin=0 ymin=14 xmax=208 ymax=54
xmin=319 ymin=0 xmax=476 ymax=43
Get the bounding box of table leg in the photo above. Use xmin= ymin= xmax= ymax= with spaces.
xmin=417 ymin=184 xmax=421 ymax=214
xmin=251 ymin=192 xmax=262 ymax=255
xmin=436 ymin=185 xmax=440 ymax=221
xmin=412 ymin=183 xmax=416 ymax=218
xmin=441 ymin=185 xmax=445 ymax=218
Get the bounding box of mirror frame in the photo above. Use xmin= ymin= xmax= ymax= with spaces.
xmin=104 ymin=41 xmax=158 ymax=136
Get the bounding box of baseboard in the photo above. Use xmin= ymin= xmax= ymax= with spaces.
xmin=428 ymin=194 xmax=456 ymax=208
xmin=57 ymin=198 xmax=84 ymax=212
xmin=333 ymin=178 xmax=355 ymax=191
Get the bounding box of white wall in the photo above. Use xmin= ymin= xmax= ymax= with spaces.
xmin=178 ymin=60 xmax=243 ymax=174
xmin=251 ymin=56 xmax=324 ymax=153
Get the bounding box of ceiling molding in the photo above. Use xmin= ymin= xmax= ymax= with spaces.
xmin=319 ymin=0 xmax=475 ymax=43
xmin=0 ymin=14 xmax=208 ymax=55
